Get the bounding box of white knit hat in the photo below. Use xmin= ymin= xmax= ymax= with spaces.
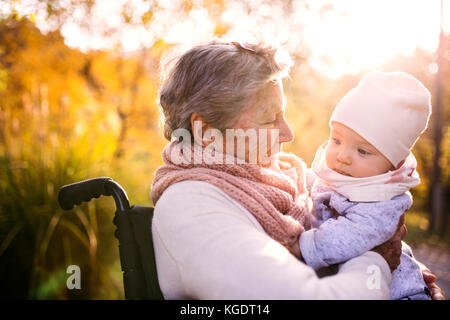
xmin=330 ymin=71 xmax=432 ymax=168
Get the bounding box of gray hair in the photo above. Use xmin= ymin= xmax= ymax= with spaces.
xmin=158 ymin=39 xmax=293 ymax=141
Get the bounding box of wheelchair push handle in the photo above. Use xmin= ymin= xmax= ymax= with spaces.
xmin=58 ymin=177 xmax=130 ymax=211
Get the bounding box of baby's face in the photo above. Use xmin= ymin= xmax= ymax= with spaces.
xmin=325 ymin=122 xmax=395 ymax=178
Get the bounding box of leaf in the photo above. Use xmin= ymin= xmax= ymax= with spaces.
xmin=39 ymin=211 xmax=62 ymax=264
xmin=28 ymin=13 xmax=36 ymax=23
xmin=0 ymin=223 xmax=23 ymax=257
xmin=58 ymin=219 xmax=90 ymax=250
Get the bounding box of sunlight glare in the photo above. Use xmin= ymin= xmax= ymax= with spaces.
xmin=305 ymin=0 xmax=449 ymax=78
xmin=6 ymin=0 xmax=450 ymax=77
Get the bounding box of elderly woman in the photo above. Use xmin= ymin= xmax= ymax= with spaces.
xmin=150 ymin=40 xmax=443 ymax=299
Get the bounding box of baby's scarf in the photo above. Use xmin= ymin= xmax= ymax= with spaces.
xmin=311 ymin=141 xmax=420 ymax=202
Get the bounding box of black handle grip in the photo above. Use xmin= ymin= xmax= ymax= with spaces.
xmin=58 ymin=177 xmax=130 ymax=211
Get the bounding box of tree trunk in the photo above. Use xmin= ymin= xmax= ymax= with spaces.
xmin=429 ymin=5 xmax=445 ymax=235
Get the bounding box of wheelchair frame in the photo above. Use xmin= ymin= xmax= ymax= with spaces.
xmin=58 ymin=177 xmax=164 ymax=299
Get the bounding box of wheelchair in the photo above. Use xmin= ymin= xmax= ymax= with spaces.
xmin=58 ymin=177 xmax=164 ymax=300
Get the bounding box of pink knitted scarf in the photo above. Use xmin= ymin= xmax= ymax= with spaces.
xmin=150 ymin=141 xmax=312 ymax=247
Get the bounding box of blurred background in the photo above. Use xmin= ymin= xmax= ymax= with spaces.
xmin=0 ymin=0 xmax=449 ymax=299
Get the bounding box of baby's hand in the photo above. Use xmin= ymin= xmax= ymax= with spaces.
xmin=331 ymin=208 xmax=343 ymax=218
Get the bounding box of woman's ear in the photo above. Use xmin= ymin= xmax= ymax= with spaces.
xmin=190 ymin=112 xmax=213 ymax=147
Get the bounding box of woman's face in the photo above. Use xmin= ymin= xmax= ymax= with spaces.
xmin=230 ymin=80 xmax=294 ymax=166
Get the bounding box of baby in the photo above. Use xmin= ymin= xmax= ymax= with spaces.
xmin=300 ymin=71 xmax=432 ymax=300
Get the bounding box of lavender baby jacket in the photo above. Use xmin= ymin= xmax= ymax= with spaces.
xmin=300 ymin=177 xmax=430 ymax=300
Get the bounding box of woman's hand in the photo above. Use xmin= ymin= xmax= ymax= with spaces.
xmin=371 ymin=215 xmax=406 ymax=272
xmin=417 ymin=261 xmax=445 ymax=300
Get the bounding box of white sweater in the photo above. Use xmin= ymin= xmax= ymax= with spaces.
xmin=152 ymin=180 xmax=392 ymax=299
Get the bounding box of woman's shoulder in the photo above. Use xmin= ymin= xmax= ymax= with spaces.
xmin=153 ymin=180 xmax=264 ymax=230
xmin=155 ymin=180 xmax=241 ymax=211
xmin=157 ymin=180 xmax=229 ymax=198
